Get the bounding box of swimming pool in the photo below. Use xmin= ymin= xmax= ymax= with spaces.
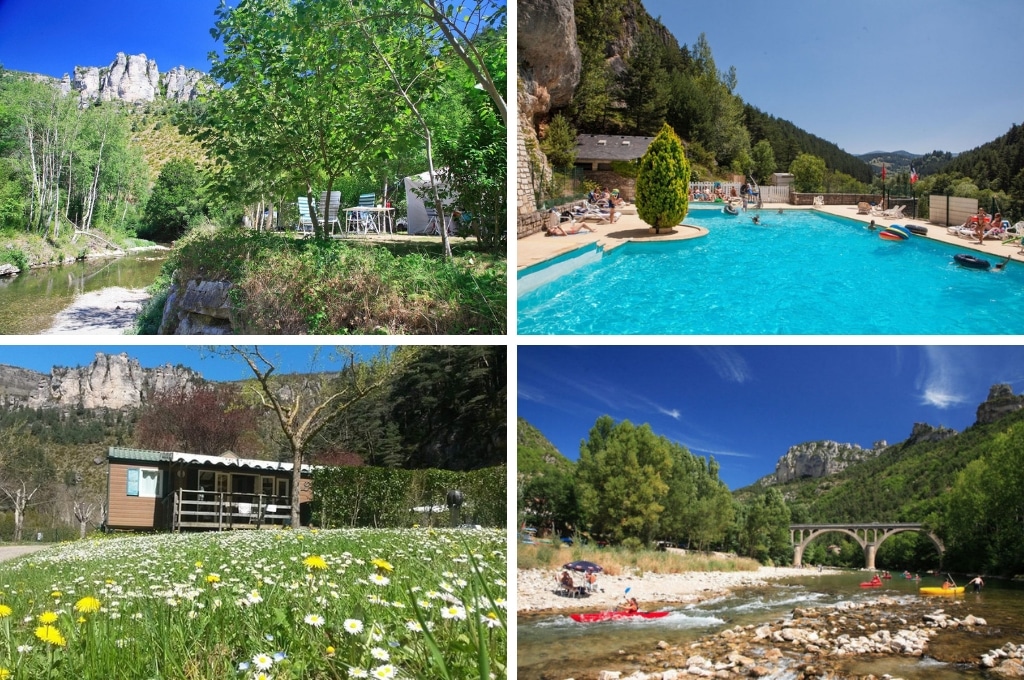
xmin=517 ymin=209 xmax=1024 ymax=335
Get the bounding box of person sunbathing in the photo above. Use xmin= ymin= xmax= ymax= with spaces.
xmin=543 ymin=223 xmax=594 ymax=236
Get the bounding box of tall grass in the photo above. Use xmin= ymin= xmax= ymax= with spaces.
xmin=0 ymin=528 xmax=505 ymax=679
xmin=517 ymin=544 xmax=761 ymax=576
xmin=159 ymin=227 xmax=505 ymax=335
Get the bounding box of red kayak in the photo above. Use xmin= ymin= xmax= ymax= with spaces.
xmin=570 ymin=610 xmax=669 ymax=623
xmin=860 ymin=581 xmax=883 ymax=588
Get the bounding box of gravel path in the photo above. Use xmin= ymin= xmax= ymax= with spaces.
xmin=0 ymin=544 xmax=49 ymax=562
xmin=42 ymin=286 xmax=150 ymax=334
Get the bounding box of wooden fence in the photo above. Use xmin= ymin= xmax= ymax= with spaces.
xmin=929 ymin=195 xmax=978 ymax=226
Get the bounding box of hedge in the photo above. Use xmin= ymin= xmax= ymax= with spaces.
xmin=311 ymin=465 xmax=506 ymax=528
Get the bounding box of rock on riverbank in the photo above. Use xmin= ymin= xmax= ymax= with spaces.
xmin=577 ymin=597 xmax=1000 ymax=680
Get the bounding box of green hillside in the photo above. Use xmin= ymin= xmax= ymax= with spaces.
xmin=555 ymin=0 xmax=871 ymax=183
xmin=747 ymin=408 xmax=1024 ymax=573
xmin=517 ymin=417 xmax=573 ymax=477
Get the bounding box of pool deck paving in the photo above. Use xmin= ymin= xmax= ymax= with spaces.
xmin=518 ymin=202 xmax=1024 ymax=271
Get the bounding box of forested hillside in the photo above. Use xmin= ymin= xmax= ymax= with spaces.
xmin=554 ymin=0 xmax=871 ymax=184
xmin=517 ymin=417 xmax=573 ymax=477
xmin=942 ymin=122 xmax=1024 ymax=216
xmin=757 ymin=407 xmax=1024 ymax=574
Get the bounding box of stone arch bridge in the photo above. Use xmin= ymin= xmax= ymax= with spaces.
xmin=790 ymin=523 xmax=944 ymax=569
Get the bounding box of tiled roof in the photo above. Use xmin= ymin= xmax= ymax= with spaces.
xmin=575 ymin=134 xmax=654 ymax=162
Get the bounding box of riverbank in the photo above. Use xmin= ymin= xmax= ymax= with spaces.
xmin=518 ymin=566 xmax=834 ymax=615
xmin=571 ymin=595 xmax=1023 ymax=680
xmin=43 ymin=286 xmax=151 ymax=334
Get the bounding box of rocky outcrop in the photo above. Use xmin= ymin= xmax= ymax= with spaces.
xmin=517 ymin=0 xmax=581 ymax=231
xmin=159 ymin=277 xmax=235 ymax=335
xmin=517 ymin=0 xmax=580 ymax=125
xmin=0 ymin=365 xmax=46 ymax=407
xmin=162 ymin=65 xmax=208 ymax=102
xmin=22 ymin=352 xmax=203 ymax=411
xmin=904 ymin=421 xmax=958 ymax=446
xmin=976 ymin=383 xmax=1024 ymax=425
xmin=771 ymin=440 xmax=879 ymax=484
xmin=65 ymin=53 xmax=210 ymax=106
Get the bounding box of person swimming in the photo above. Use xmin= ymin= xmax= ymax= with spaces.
xmin=752 ymin=215 xmax=761 ymax=225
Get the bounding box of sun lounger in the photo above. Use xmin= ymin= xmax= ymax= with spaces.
xmin=857 ymin=202 xmax=871 ymax=214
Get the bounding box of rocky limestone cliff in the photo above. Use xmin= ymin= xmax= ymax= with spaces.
xmin=11 ymin=352 xmax=205 ymax=411
xmin=60 ymin=52 xmax=209 ymax=106
xmin=0 ymin=365 xmax=47 ymax=407
xmin=976 ymin=383 xmax=1024 ymax=425
xmin=903 ymin=422 xmax=957 ymax=447
xmin=517 ymin=0 xmax=580 ymax=127
xmin=771 ymin=440 xmax=880 ymax=484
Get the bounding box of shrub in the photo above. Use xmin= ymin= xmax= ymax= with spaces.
xmin=0 ymin=246 xmax=28 ymax=271
xmin=636 ymin=123 xmax=690 ymax=233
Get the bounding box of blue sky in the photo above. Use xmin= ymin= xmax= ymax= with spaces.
xmin=0 ymin=0 xmax=224 ymax=77
xmin=0 ymin=346 xmax=392 ymax=382
xmin=643 ymin=0 xmax=1024 ymax=155
xmin=518 ymin=346 xmax=1024 ymax=490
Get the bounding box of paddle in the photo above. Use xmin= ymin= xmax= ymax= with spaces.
xmin=946 ymin=573 xmax=958 ymax=589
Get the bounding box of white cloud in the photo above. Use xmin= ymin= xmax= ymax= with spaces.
xmin=917 ymin=347 xmax=970 ymax=409
xmin=696 ymin=347 xmax=751 ymax=384
xmin=657 ymin=406 xmax=681 ymax=420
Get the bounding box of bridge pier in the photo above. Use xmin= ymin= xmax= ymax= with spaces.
xmin=865 ymin=543 xmax=877 ymax=570
xmin=793 ymin=544 xmax=804 ymax=568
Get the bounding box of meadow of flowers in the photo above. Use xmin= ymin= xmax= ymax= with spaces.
xmin=0 ymin=527 xmax=506 ymax=679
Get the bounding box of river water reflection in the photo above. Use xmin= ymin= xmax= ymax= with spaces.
xmin=0 ymin=252 xmax=166 ymax=334
xmin=518 ymin=572 xmax=1024 ymax=679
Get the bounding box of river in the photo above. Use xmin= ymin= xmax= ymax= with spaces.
xmin=0 ymin=252 xmax=166 ymax=334
xmin=518 ymin=572 xmax=1024 ymax=679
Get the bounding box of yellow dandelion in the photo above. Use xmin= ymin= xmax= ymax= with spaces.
xmin=325 ymin=645 xmax=336 ymax=657
xmin=194 ymin=561 xmax=203 ymax=569
xmin=0 ymin=667 xmax=10 ymax=679
xmin=38 ymin=611 xmax=58 ymax=625
xmin=303 ymin=555 xmax=328 ymax=570
xmin=206 ymin=573 xmax=221 ymax=584
xmin=371 ymin=558 xmax=394 ymax=573
xmin=49 ymin=591 xmax=62 ymax=599
xmin=34 ymin=625 xmax=66 ymax=647
xmin=75 ymin=596 xmax=102 ymax=614
xmin=0 ymin=604 xmax=12 ymax=618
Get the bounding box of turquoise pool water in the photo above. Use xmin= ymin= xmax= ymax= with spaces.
xmin=517 ymin=209 xmax=1024 ymax=334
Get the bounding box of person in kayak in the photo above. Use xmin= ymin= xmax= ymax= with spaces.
xmin=616 ymin=597 xmax=639 ymax=613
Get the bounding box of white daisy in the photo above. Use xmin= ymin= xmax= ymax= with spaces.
xmin=343 ymin=618 xmax=364 ymax=634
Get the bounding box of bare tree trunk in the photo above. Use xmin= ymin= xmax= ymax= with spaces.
xmin=2 ymin=483 xmax=40 ymax=543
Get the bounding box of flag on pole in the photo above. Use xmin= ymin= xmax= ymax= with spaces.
xmin=910 ymin=166 xmax=919 ymax=184
xmin=881 ymin=163 xmax=886 ymax=181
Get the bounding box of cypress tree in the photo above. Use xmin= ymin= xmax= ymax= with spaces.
xmin=636 ymin=123 xmax=690 ymax=234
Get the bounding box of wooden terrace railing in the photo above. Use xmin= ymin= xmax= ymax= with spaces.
xmin=167 ymin=489 xmax=293 ymax=531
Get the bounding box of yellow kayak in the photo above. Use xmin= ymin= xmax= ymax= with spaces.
xmin=919 ymin=586 xmax=965 ymax=595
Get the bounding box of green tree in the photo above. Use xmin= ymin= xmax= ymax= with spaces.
xmin=617 ymin=33 xmax=670 ymax=135
xmin=140 ymin=159 xmax=206 ymax=241
xmin=751 ymin=139 xmax=776 ymax=183
xmin=635 ymin=123 xmax=690 ymax=234
xmin=790 ymin=153 xmax=826 ymax=193
xmin=575 ymin=416 xmax=672 ymax=545
xmin=541 ymin=114 xmax=577 ymax=169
